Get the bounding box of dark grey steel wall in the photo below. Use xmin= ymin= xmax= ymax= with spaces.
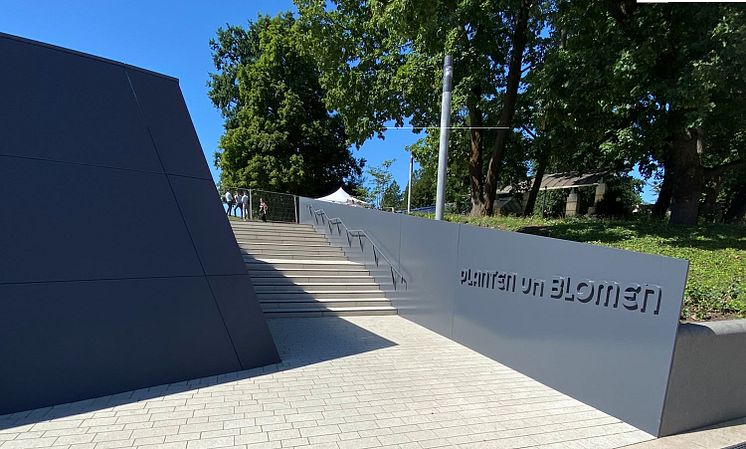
xmin=0 ymin=33 xmax=279 ymax=415
xmin=300 ymin=198 xmax=688 ymax=436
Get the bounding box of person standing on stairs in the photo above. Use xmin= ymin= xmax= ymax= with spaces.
xmin=224 ymin=190 xmax=234 ymax=216
xmin=259 ymin=198 xmax=268 ymax=222
xmin=241 ymin=191 xmax=249 ymax=220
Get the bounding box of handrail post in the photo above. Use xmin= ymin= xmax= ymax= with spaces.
xmin=248 ymin=189 xmax=253 ymax=221
xmin=294 ymin=196 xmax=298 ymax=224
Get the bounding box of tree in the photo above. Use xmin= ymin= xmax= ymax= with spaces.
xmin=381 ymin=180 xmax=404 ymax=210
xmin=537 ymin=1 xmax=746 ymax=225
xmin=208 ymin=13 xmax=363 ymax=197
xmin=296 ymin=0 xmax=548 ymax=215
xmin=366 ymin=159 xmax=395 ymax=208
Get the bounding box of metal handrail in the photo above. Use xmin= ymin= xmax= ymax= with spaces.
xmin=307 ymin=205 xmax=407 ymax=291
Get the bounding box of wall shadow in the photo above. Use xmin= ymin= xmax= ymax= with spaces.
xmin=0 ymin=317 xmax=396 ymax=431
xmin=0 ymin=232 xmax=397 ymax=431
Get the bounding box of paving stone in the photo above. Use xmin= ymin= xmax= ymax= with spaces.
xmin=4 ymin=316 xmax=740 ymax=449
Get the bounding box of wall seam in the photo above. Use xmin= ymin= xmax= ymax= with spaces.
xmin=0 ymin=153 xmax=212 ymax=182
xmin=124 ymin=69 xmax=245 ymax=370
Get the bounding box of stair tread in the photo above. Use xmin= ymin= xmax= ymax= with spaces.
xmin=256 ymin=282 xmax=377 ymax=286
xmin=237 ymin=242 xmax=330 ymax=247
xmin=232 ymin=221 xmax=398 ymax=316
xmin=262 ymin=305 xmax=396 ymax=311
xmin=248 ymin=258 xmax=361 ymax=265
xmin=259 ymin=298 xmax=391 ymax=303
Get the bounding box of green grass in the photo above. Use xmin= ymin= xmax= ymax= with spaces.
xmin=437 ymin=214 xmax=745 ymax=322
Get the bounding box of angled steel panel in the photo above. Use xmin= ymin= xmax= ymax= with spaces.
xmin=0 ymin=37 xmax=162 ymax=172
xmin=0 ymin=33 xmax=279 ymax=415
xmin=126 ymin=69 xmax=212 ymax=180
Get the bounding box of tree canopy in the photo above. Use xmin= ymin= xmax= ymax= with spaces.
xmin=209 ymin=2 xmax=746 ymax=225
xmin=208 ymin=13 xmax=363 ymax=197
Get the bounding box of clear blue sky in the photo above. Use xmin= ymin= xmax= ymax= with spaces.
xmin=1 ymin=0 xmax=654 ymax=203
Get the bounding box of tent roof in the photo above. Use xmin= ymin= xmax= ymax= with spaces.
xmin=316 ymin=187 xmax=370 ymax=205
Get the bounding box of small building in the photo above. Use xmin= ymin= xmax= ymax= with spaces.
xmin=496 ymin=171 xmax=608 ymax=216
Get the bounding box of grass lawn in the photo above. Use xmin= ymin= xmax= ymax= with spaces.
xmin=439 ymin=214 xmax=745 ymax=322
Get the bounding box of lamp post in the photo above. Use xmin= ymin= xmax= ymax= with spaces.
xmin=434 ymin=55 xmax=453 ymax=221
xmin=407 ymin=154 xmax=413 ymax=214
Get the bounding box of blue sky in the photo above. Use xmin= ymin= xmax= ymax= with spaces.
xmin=1 ymin=0 xmax=655 ymax=203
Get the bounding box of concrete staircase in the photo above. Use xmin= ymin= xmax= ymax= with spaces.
xmin=231 ymin=221 xmax=397 ymax=318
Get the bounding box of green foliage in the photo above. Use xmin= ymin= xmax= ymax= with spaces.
xmin=296 ymin=0 xmax=549 ymax=214
xmin=208 ymin=13 xmax=362 ymax=197
xmin=381 ymin=180 xmax=404 ymax=210
xmin=366 ymin=159 xmax=395 ymax=208
xmin=430 ymin=213 xmax=746 ymax=321
xmin=532 ymin=1 xmax=746 ymax=223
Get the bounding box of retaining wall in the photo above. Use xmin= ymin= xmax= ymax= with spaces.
xmin=301 ymin=198 xmax=688 ymax=436
xmin=660 ymin=320 xmax=746 ymax=435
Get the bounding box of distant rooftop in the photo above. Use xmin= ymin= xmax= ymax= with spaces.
xmin=499 ymin=171 xmax=607 ymax=194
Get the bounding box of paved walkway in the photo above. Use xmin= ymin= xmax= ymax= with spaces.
xmin=0 ymin=316 xmax=742 ymax=449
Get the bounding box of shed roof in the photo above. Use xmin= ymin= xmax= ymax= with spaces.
xmin=499 ymin=172 xmax=607 ymax=194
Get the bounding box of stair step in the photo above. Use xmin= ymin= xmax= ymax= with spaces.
xmin=234 ymin=232 xmax=323 ymax=240
xmin=233 ymin=231 xmax=328 ymax=238
xmin=238 ymin=241 xmax=331 ymax=248
xmin=257 ymin=290 xmax=386 ymax=299
xmin=244 ymin=254 xmax=348 ymax=261
xmin=240 ymin=246 xmax=342 ymax=254
xmin=263 ymin=305 xmax=398 ymax=318
xmin=248 ymin=267 xmax=371 ymax=274
xmin=230 ymin=217 xmax=398 ymax=317
xmin=255 ymin=283 xmax=379 ymax=292
xmin=260 ymin=297 xmax=390 ymax=305
xmin=232 ymin=224 xmax=319 ymax=232
xmin=252 ymin=275 xmax=375 ymax=284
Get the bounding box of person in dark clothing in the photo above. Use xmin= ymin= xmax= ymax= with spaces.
xmin=259 ymin=198 xmax=268 ymax=222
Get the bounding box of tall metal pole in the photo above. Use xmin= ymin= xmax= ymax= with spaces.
xmin=407 ymin=155 xmax=413 ymax=214
xmin=435 ymin=55 xmax=453 ymax=220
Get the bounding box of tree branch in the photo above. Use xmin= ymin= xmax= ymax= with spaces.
xmin=704 ymin=159 xmax=746 ymax=179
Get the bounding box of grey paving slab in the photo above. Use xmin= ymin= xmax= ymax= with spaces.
xmin=3 ymin=316 xmax=742 ymax=448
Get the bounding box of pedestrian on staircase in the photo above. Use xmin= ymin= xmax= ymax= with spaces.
xmin=259 ymin=198 xmax=268 ymax=222
xmin=241 ymin=191 xmax=249 ymax=220
xmin=224 ymin=190 xmax=234 ymax=216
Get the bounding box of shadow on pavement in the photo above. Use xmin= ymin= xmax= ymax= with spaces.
xmin=0 ymin=316 xmax=396 ymax=430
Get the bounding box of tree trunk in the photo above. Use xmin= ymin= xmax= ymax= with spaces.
xmin=724 ymin=185 xmax=746 ymax=223
xmin=668 ymin=128 xmax=704 ymax=225
xmin=523 ymin=143 xmax=549 ymax=215
xmin=467 ymin=87 xmax=486 ymax=216
xmin=483 ymin=0 xmax=532 ymax=216
xmin=651 ymin=157 xmax=673 ymax=219
xmin=699 ymin=176 xmax=722 ymax=222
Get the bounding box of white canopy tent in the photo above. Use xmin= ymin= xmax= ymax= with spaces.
xmin=316 ymin=187 xmax=371 ymax=207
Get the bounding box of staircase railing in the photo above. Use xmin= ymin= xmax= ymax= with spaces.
xmin=307 ymin=205 xmax=407 ymax=291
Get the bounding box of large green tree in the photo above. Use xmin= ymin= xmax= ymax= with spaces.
xmin=537 ymin=1 xmax=746 ymax=225
xmin=208 ymin=13 xmax=362 ymax=197
xmin=296 ymin=0 xmax=548 ymax=215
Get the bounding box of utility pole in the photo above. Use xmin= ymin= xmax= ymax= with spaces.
xmin=407 ymin=155 xmax=413 ymax=214
xmin=434 ymin=55 xmax=453 ymax=221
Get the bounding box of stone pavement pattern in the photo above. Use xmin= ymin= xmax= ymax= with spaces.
xmin=0 ymin=315 xmax=732 ymax=449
